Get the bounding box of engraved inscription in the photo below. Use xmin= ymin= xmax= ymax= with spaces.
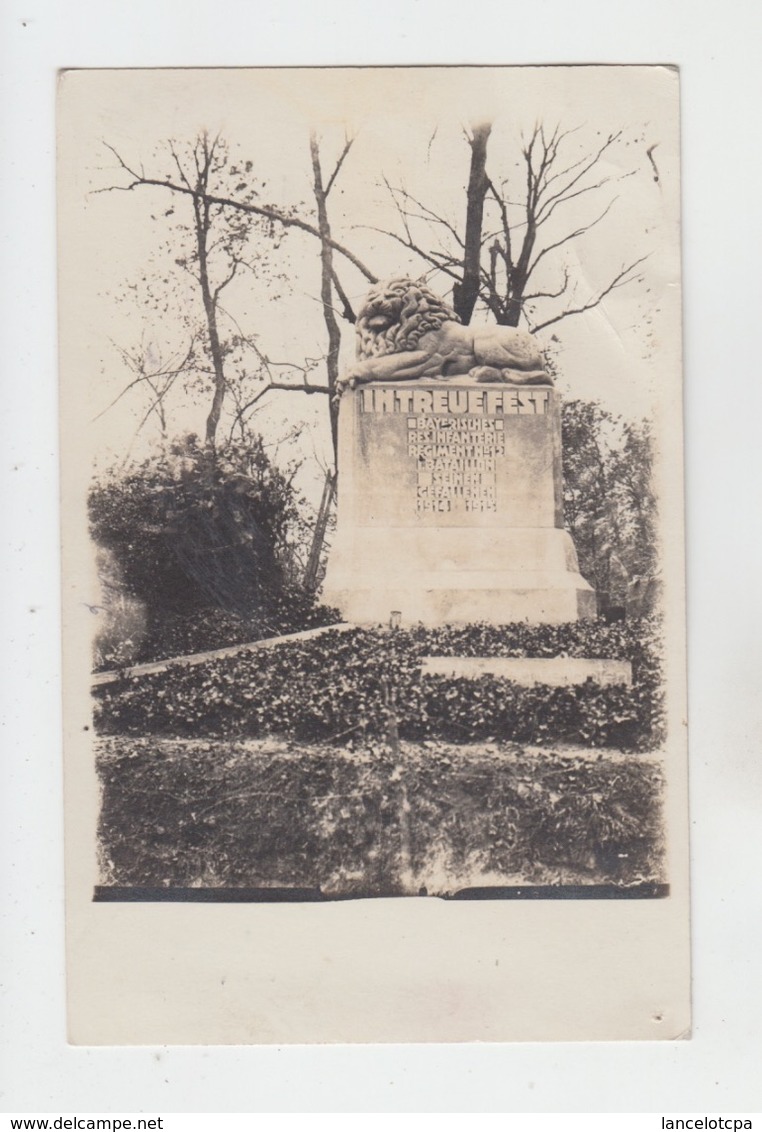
xmin=361 ymin=385 xmax=549 ymax=416
xmin=407 ymin=416 xmax=505 ymax=513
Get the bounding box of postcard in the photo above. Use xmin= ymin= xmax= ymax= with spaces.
xmin=59 ymin=64 xmax=689 ymax=1043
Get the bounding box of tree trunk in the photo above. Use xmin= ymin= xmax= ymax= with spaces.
xmin=452 ymin=122 xmax=491 ymax=325
xmin=309 ymin=133 xmax=342 ymax=466
xmin=499 ymin=296 xmax=523 ymax=327
xmin=303 ymin=468 xmax=336 ymax=591
xmin=194 ymin=194 xmax=227 ymax=447
xmin=500 ymin=218 xmax=536 ymax=327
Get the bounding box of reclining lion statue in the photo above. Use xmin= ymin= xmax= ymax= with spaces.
xmin=337 ymin=277 xmax=549 ymax=394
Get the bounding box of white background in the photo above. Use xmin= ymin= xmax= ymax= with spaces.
xmin=1 ymin=0 xmax=761 ymax=1114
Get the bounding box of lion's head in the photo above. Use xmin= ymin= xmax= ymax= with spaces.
xmin=356 ymin=278 xmax=461 ymax=359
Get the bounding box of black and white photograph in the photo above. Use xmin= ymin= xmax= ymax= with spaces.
xmin=58 ymin=65 xmax=690 ymax=1044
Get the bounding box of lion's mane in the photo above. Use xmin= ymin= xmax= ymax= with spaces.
xmin=356 ymin=278 xmax=461 ymax=359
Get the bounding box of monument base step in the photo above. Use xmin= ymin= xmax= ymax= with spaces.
xmin=323 ymin=579 xmax=597 ymax=626
xmin=322 ymin=524 xmax=596 ymax=625
xmin=421 ymin=656 xmax=632 ymax=687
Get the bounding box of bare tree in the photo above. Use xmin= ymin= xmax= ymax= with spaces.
xmin=101 ymin=130 xmax=366 ymax=583
xmin=302 ymin=131 xmax=360 ymax=585
xmin=101 ymin=133 xmax=374 ymax=453
xmin=100 ymin=133 xmax=312 ymax=448
xmin=186 ymin=134 xmax=231 ymax=444
xmin=377 ymin=122 xmax=647 ymax=331
xmin=309 ymin=129 xmax=356 ymax=455
xmin=207 ymin=130 xmax=357 ymax=589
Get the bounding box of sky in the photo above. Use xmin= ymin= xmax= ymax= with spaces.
xmin=58 ymin=65 xmax=682 ymax=504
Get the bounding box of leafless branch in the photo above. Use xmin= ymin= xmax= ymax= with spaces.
xmin=359 ymin=224 xmax=463 ymax=283
xmin=121 ymin=372 xmax=182 ymax=458
xmin=485 ymin=177 xmax=513 ymax=270
xmin=330 ymin=268 xmax=356 ymax=323
xmin=538 ymin=126 xmax=589 ymax=187
xmin=535 ymin=131 xmax=622 ymax=220
xmin=99 ymin=143 xmax=378 ymax=283
xmin=531 ymin=255 xmax=648 ymax=332
xmin=477 ymin=263 xmax=507 ymax=322
xmin=229 ymin=374 xmax=331 ymax=438
xmin=324 ymin=134 xmax=355 ymax=197
xmin=383 ymin=181 xmax=465 ymax=248
xmin=524 ymin=267 xmax=571 ymax=302
xmin=212 ymin=258 xmax=239 ymax=302
xmin=538 ymin=169 xmax=634 ymax=227
xmin=167 ymin=141 xmax=193 ymax=192
xmin=528 ymin=197 xmax=618 ymax=277
xmin=92 ymin=337 xmax=197 ymax=422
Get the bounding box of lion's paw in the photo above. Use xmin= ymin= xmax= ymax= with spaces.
xmin=505 ymin=369 xmax=552 ymax=386
xmin=470 ymin=365 xmax=503 ymax=384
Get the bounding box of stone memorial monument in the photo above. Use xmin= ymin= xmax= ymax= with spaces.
xmin=323 ymin=278 xmax=596 ymax=625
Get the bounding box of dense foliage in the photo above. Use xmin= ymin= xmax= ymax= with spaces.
xmin=97 ymin=735 xmax=665 ymax=891
xmin=562 ymin=400 xmax=659 ymax=614
xmin=94 ymin=618 xmax=665 ymax=752
xmin=89 ymin=434 xmax=330 ymax=667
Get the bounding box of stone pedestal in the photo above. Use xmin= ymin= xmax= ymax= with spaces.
xmin=322 ymin=380 xmax=595 ymax=625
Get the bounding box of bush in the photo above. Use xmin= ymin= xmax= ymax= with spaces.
xmin=94 ymin=617 xmax=665 ymax=751
xmin=562 ymin=400 xmax=659 ymax=613
xmin=110 ymin=594 xmax=341 ymax=668
xmin=89 ymin=434 xmax=331 ymax=667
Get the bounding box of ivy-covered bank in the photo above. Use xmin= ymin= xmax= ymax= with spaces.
xmin=95 ymin=618 xmax=664 ymax=752
xmin=97 ymin=737 xmax=666 ymax=890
